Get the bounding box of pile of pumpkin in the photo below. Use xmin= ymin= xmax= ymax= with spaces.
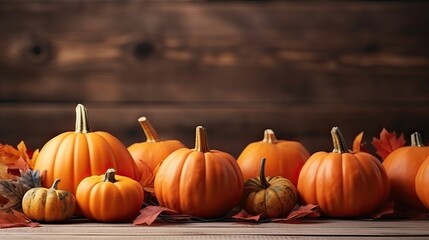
xmin=22 ymin=104 xmax=429 ymax=222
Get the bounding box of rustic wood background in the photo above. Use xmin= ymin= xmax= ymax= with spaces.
xmin=1 ymin=1 xmax=429 ymax=158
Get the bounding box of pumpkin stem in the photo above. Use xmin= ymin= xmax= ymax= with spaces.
xmin=331 ymin=127 xmax=349 ymax=153
xmin=75 ymin=104 xmax=90 ymax=133
xmin=411 ymin=132 xmax=425 ymax=147
xmin=138 ymin=117 xmax=160 ymax=142
xmin=103 ymin=168 xmax=117 ymax=183
xmin=194 ymin=126 xmax=210 ymax=152
xmin=262 ymin=129 xmax=278 ymax=144
xmin=259 ymin=158 xmax=270 ymax=189
xmin=51 ymin=178 xmax=61 ymax=190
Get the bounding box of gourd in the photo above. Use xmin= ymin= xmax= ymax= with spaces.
xmin=128 ymin=117 xmax=185 ymax=187
xmin=297 ymin=127 xmax=390 ymax=217
xmin=242 ymin=158 xmax=297 ymax=218
xmin=382 ymin=132 xmax=429 ymax=210
xmin=237 ymin=129 xmax=310 ymax=186
xmin=22 ymin=179 xmax=76 ymax=222
xmin=154 ymin=126 xmax=243 ymax=218
xmin=34 ymin=104 xmax=140 ymax=196
xmin=415 ymin=156 xmax=429 ymax=210
xmin=76 ymin=168 xmax=144 ymax=222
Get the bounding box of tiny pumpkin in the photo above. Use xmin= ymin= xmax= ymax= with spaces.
xmin=383 ymin=132 xmax=429 ymax=210
xmin=34 ymin=104 xmax=140 ymax=196
xmin=76 ymin=168 xmax=144 ymax=222
xmin=415 ymin=156 xmax=429 ymax=210
xmin=22 ymin=178 xmax=76 ymax=222
xmin=128 ymin=116 xmax=185 ymax=188
xmin=237 ymin=129 xmax=310 ymax=186
xmin=298 ymin=127 xmax=390 ymax=217
xmin=154 ymin=126 xmax=243 ymax=218
xmin=242 ymin=158 xmax=297 ymax=219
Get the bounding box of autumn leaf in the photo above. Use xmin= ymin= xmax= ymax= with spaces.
xmin=0 ymin=209 xmax=39 ymax=228
xmin=372 ymin=128 xmax=406 ymax=160
xmin=231 ymin=209 xmax=261 ymax=221
xmin=353 ymin=132 xmax=364 ymax=152
xmin=133 ymin=205 xmax=180 ymax=225
xmin=0 ymin=169 xmax=44 ymax=211
xmin=232 ymin=204 xmax=319 ymax=222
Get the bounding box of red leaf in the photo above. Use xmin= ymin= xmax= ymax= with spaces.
xmin=0 ymin=210 xmax=39 ymax=228
xmin=372 ymin=128 xmax=406 ymax=160
xmin=133 ymin=205 xmax=179 ymax=226
xmin=232 ymin=204 xmax=319 ymax=222
xmin=231 ymin=209 xmax=261 ymax=221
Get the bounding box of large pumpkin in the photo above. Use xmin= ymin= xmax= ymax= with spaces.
xmin=34 ymin=104 xmax=140 ymax=196
xmin=383 ymin=132 xmax=429 ymax=210
xmin=128 ymin=116 xmax=185 ymax=187
xmin=154 ymin=126 xmax=243 ymax=218
xmin=416 ymin=156 xmax=429 ymax=210
xmin=237 ymin=129 xmax=310 ymax=186
xmin=297 ymin=127 xmax=390 ymax=217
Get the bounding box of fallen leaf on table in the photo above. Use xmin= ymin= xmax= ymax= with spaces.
xmin=372 ymin=128 xmax=406 ymax=161
xmin=133 ymin=205 xmax=180 ymax=225
xmin=232 ymin=204 xmax=320 ymax=222
xmin=0 ymin=209 xmax=39 ymax=228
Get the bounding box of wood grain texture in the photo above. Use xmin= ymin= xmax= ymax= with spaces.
xmin=1 ymin=1 xmax=429 ymax=156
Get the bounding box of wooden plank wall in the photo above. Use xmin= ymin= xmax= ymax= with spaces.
xmin=1 ymin=1 xmax=429 ymax=158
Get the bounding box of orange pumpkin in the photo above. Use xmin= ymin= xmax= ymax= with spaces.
xmin=383 ymin=132 xmax=429 ymax=210
xmin=128 ymin=116 xmax=185 ymax=186
xmin=76 ymin=168 xmax=144 ymax=222
xmin=237 ymin=129 xmax=310 ymax=186
xmin=416 ymin=156 xmax=429 ymax=210
xmin=297 ymin=127 xmax=390 ymax=217
xmin=34 ymin=104 xmax=140 ymax=196
xmin=154 ymin=126 xmax=243 ymax=218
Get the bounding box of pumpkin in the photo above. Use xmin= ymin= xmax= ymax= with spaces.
xmin=416 ymin=156 xmax=429 ymax=210
xmin=128 ymin=116 xmax=185 ymax=187
xmin=242 ymin=158 xmax=297 ymax=218
xmin=76 ymin=168 xmax=144 ymax=222
xmin=297 ymin=127 xmax=390 ymax=217
xmin=22 ymin=178 xmax=76 ymax=222
xmin=154 ymin=126 xmax=243 ymax=218
xmin=34 ymin=104 xmax=140 ymax=196
xmin=383 ymin=132 xmax=429 ymax=210
xmin=237 ymin=129 xmax=310 ymax=186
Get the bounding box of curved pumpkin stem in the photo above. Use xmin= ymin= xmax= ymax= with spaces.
xmin=411 ymin=132 xmax=424 ymax=147
xmin=51 ymin=178 xmax=61 ymax=190
xmin=194 ymin=126 xmax=210 ymax=152
xmin=103 ymin=168 xmax=117 ymax=183
xmin=138 ymin=117 xmax=160 ymax=142
xmin=262 ymin=129 xmax=278 ymax=144
xmin=259 ymin=158 xmax=270 ymax=189
xmin=75 ymin=104 xmax=90 ymax=133
xmin=331 ymin=127 xmax=349 ymax=153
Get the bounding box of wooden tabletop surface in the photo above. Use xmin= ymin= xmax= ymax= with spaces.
xmin=1 ymin=218 xmax=428 ymax=239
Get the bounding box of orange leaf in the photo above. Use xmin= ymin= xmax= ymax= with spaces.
xmin=0 ymin=210 xmax=39 ymax=228
xmin=231 ymin=209 xmax=261 ymax=221
xmin=353 ymin=132 xmax=364 ymax=152
xmin=372 ymin=128 xmax=406 ymax=160
xmin=133 ymin=205 xmax=179 ymax=226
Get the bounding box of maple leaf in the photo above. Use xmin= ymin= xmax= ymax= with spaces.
xmin=0 ymin=169 xmax=44 ymax=211
xmin=0 ymin=209 xmax=39 ymax=228
xmin=133 ymin=205 xmax=180 ymax=225
xmin=372 ymin=128 xmax=406 ymax=160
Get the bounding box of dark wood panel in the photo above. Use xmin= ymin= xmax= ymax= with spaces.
xmin=1 ymin=103 xmax=428 ymax=157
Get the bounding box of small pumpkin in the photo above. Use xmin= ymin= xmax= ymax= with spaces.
xmin=128 ymin=116 xmax=185 ymax=187
xmin=34 ymin=104 xmax=140 ymax=196
xmin=297 ymin=127 xmax=390 ymax=217
xmin=76 ymin=168 xmax=144 ymax=222
xmin=22 ymin=178 xmax=76 ymax=222
xmin=154 ymin=126 xmax=243 ymax=218
xmin=242 ymin=158 xmax=297 ymax=218
xmin=383 ymin=132 xmax=429 ymax=210
xmin=237 ymin=129 xmax=310 ymax=186
xmin=415 ymin=155 xmax=429 ymax=210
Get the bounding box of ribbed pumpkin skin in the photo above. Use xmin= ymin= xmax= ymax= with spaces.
xmin=22 ymin=179 xmax=76 ymax=222
xmin=76 ymin=169 xmax=144 ymax=222
xmin=297 ymin=127 xmax=390 ymax=217
xmin=382 ymin=133 xmax=429 ymax=210
xmin=154 ymin=126 xmax=243 ymax=218
xmin=415 ymin=157 xmax=429 ymax=210
xmin=34 ymin=104 xmax=140 ymax=196
xmin=237 ymin=129 xmax=310 ymax=186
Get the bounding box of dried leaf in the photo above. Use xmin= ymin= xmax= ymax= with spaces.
xmin=133 ymin=205 xmax=179 ymax=226
xmin=17 ymin=141 xmax=38 ymax=169
xmin=0 ymin=169 xmax=43 ymax=211
xmin=372 ymin=128 xmax=406 ymax=160
xmin=231 ymin=209 xmax=261 ymax=221
xmin=232 ymin=204 xmax=319 ymax=222
xmin=0 ymin=209 xmax=39 ymax=228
